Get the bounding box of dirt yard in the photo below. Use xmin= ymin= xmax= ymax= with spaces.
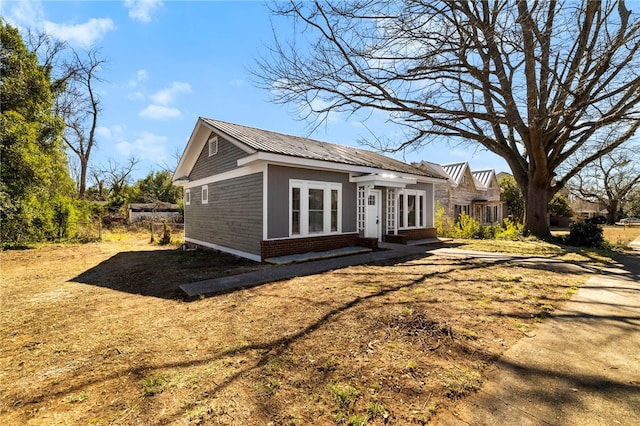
xmin=0 ymin=234 xmax=616 ymax=425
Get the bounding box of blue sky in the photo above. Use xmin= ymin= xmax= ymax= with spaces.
xmin=2 ymin=0 xmax=509 ymax=182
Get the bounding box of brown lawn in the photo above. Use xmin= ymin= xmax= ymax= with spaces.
xmin=0 ymin=232 xmax=611 ymax=425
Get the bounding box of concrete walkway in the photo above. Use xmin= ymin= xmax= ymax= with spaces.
xmin=432 ymin=246 xmax=640 ymax=426
xmin=180 ymin=242 xmax=429 ymax=298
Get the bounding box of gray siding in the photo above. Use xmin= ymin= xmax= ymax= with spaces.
xmin=189 ymin=134 xmax=249 ymax=181
xmin=185 ymin=173 xmax=263 ymax=255
xmin=267 ymin=165 xmax=357 ymax=239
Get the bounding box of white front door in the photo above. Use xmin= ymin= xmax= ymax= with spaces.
xmin=365 ymin=189 xmax=382 ymax=240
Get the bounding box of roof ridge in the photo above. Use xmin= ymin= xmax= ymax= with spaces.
xmin=202 ymin=117 xmax=371 ymax=154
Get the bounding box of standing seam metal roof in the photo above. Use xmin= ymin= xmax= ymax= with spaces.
xmin=201 ymin=118 xmax=447 ymax=179
xmin=441 ymin=162 xmax=468 ymax=184
xmin=471 ymin=169 xmax=495 ymax=188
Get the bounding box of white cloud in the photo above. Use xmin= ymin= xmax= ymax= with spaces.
xmin=127 ymin=69 xmax=149 ymax=88
xmin=43 ymin=18 xmax=115 ymax=46
xmin=1 ymin=1 xmax=113 ymax=46
xmin=308 ymin=98 xmax=340 ymax=123
xmin=450 ymin=149 xmax=469 ymax=159
xmin=229 ymin=79 xmax=245 ymax=87
xmin=1 ymin=0 xmax=45 ymax=28
xmin=150 ymin=81 xmax=192 ymax=105
xmin=128 ymin=91 xmax=145 ymax=101
xmin=139 ymin=105 xmax=182 ymax=120
xmin=116 ymin=131 xmax=168 ymax=161
xmin=95 ymin=126 xmax=113 ymax=139
xmin=136 ymin=69 xmax=149 ymax=82
xmin=95 ymin=125 xmax=124 ymax=140
xmin=124 ymin=0 xmax=164 ymax=23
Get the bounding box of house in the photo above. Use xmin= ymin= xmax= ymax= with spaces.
xmin=419 ymin=161 xmax=504 ymax=224
xmin=127 ymin=202 xmax=181 ymax=223
xmin=570 ymin=197 xmax=606 ymax=221
xmin=172 ymin=118 xmax=449 ymax=261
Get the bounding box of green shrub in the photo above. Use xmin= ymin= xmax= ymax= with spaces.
xmin=494 ymin=218 xmax=524 ymax=240
xmin=454 ymin=212 xmax=480 ymax=239
xmin=435 ymin=201 xmax=455 ymax=237
xmin=564 ymin=222 xmax=604 ymax=248
xmin=474 ymin=224 xmax=495 ymax=239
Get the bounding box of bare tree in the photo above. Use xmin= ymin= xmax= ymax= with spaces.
xmin=256 ymin=0 xmax=640 ymax=238
xmin=568 ymin=148 xmax=640 ymax=224
xmin=95 ymin=157 xmax=140 ymax=201
xmin=27 ymin=33 xmax=107 ymax=199
xmin=56 ymin=49 xmax=106 ymax=198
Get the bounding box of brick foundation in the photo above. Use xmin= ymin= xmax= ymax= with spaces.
xmin=261 ymin=233 xmax=363 ymax=259
xmin=384 ymin=228 xmax=436 ymax=244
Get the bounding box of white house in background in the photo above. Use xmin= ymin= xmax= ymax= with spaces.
xmin=127 ymin=202 xmax=181 ymax=223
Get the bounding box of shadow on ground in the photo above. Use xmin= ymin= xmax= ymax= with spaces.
xmin=70 ymin=249 xmax=268 ymax=300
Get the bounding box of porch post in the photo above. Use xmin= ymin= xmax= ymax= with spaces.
xmin=386 ymin=187 xmax=397 ymax=236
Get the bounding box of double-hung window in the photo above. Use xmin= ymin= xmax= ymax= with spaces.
xmin=289 ymin=180 xmax=341 ymax=237
xmin=398 ymin=189 xmax=426 ymax=229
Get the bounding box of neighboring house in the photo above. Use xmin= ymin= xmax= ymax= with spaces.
xmin=570 ymin=197 xmax=606 ymax=220
xmin=127 ymin=202 xmax=181 ymax=222
xmin=172 ymin=118 xmax=449 ymax=262
xmin=421 ymin=161 xmax=504 ymax=224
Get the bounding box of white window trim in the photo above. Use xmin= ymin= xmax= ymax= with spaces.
xmin=202 ymin=185 xmax=208 ymax=204
xmin=185 ymin=189 xmax=191 ymax=205
xmin=289 ymin=179 xmax=342 ymax=237
xmin=208 ymin=135 xmax=218 ymax=157
xmin=398 ymin=188 xmax=427 ymax=230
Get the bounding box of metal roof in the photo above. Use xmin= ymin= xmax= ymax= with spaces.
xmin=441 ymin=162 xmax=468 ymax=184
xmin=201 ymin=118 xmax=447 ymax=179
xmin=471 ymin=169 xmax=495 ymax=188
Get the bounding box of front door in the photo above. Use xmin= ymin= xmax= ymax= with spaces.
xmin=365 ymin=189 xmax=382 ymax=240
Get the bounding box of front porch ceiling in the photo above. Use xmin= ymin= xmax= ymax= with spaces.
xmin=349 ymin=173 xmax=416 ymax=188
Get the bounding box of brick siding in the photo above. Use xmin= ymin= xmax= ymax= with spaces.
xmin=261 ymin=233 xmax=363 ymax=259
xmin=385 ymin=228 xmax=436 ymax=244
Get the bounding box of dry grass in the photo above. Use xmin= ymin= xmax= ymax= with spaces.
xmin=0 ymin=233 xmax=600 ymax=425
xmin=602 ymin=225 xmax=640 ymax=248
xmin=459 ymin=225 xmax=640 ymax=261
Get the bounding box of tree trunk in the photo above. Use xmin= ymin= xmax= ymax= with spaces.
xmin=79 ymin=158 xmax=88 ymax=198
xmin=524 ymin=182 xmax=551 ymax=238
xmin=606 ymin=201 xmax=618 ymax=224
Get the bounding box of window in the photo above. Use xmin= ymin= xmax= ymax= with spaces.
xmin=398 ymin=189 xmax=426 ymax=229
xmin=202 ymin=185 xmax=208 ymax=204
xmin=407 ymin=194 xmax=416 ymax=227
xmin=208 ymin=135 xmax=218 ymax=156
xmin=291 ymin=187 xmax=300 ymax=235
xmin=486 ymin=205 xmax=499 ymax=223
xmin=185 ymin=189 xmax=191 ymax=205
xmin=454 ymin=204 xmax=471 ymax=220
xmin=331 ymin=189 xmax=339 ymax=232
xmin=308 ymin=188 xmax=324 ymax=233
xmin=289 ymin=180 xmax=342 ymax=237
